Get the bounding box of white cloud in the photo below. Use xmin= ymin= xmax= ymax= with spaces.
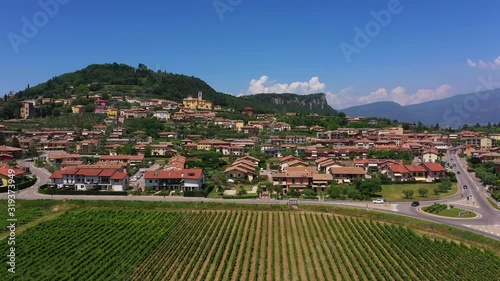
xmin=245 ymin=76 xmax=326 ymax=95
xmin=325 ymin=87 xmax=356 ymax=110
xmin=467 ymin=56 xmax=500 ymax=69
xmin=332 ymin=84 xmax=453 ymax=109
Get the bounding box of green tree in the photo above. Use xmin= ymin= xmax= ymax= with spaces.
xmin=52 ymin=108 xmax=61 ymax=117
xmin=327 ymin=184 xmax=343 ymax=199
xmin=302 ymin=189 xmax=317 ymax=198
xmin=433 ymin=187 xmax=441 ymax=196
xmin=402 ymin=189 xmax=414 ymax=199
xmin=273 ymin=185 xmax=283 ymax=198
xmin=356 ymin=178 xmax=382 ymax=196
xmin=209 ymin=171 xmax=227 ymax=188
xmin=85 ymin=104 xmax=95 ymax=112
xmin=438 ymin=178 xmax=452 ymax=192
xmin=25 ymin=143 xmax=39 ymax=158
xmin=418 ymin=188 xmax=428 ymax=197
xmin=144 ymin=145 xmax=152 ymax=157
xmin=116 ymin=144 xmax=137 ymax=155
xmin=237 ymin=185 xmax=247 ymax=195
xmin=10 ymin=137 xmax=21 ymax=148
xmin=0 ymin=133 xmax=6 ymax=145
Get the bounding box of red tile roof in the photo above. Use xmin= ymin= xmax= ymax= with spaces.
xmin=75 ymin=169 xmax=102 ymax=177
xmin=49 ymin=170 xmax=63 ymax=179
xmin=0 ymin=146 xmax=23 ymax=152
xmin=330 ymin=167 xmax=365 ymax=175
xmin=0 ymin=166 xmax=25 ymax=177
xmin=48 ymin=154 xmax=81 ymax=160
xmin=405 ymin=165 xmax=427 ymax=172
xmin=386 ymin=163 xmax=409 ymax=174
xmin=110 ymin=172 xmax=128 ymax=180
xmin=144 ymin=169 xmax=203 ymax=180
xmin=100 ymin=155 xmax=144 ymax=161
xmin=98 ymin=169 xmax=116 ymax=177
xmin=312 ymin=173 xmax=333 ymax=181
xmin=421 ymin=162 xmax=446 ymax=172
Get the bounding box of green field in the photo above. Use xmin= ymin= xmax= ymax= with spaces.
xmin=2 ymin=204 xmax=499 ymax=280
xmin=0 ymin=200 xmax=63 ymax=238
xmin=380 ymin=183 xmax=457 ymax=201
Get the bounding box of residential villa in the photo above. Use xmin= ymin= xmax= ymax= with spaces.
xmin=381 ymin=162 xmax=447 ymax=182
xmin=49 ymin=167 xmax=129 ymax=191
xmin=329 ymin=167 xmax=365 ymax=184
xmin=144 ymin=169 xmax=204 ymax=191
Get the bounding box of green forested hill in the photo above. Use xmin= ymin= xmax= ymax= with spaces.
xmin=2 ymin=63 xmax=336 ymax=119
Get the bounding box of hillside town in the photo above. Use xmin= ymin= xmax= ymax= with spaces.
xmin=1 ymin=92 xmax=500 ymax=199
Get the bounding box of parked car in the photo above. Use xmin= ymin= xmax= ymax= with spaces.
xmin=411 ymin=201 xmax=420 ymax=207
xmin=463 ymin=185 xmax=467 ymax=189
xmin=457 ymin=171 xmax=461 ymax=174
xmin=372 ymin=199 xmax=384 ymax=204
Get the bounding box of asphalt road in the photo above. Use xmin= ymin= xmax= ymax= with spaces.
xmin=3 ymin=154 xmax=500 ymax=240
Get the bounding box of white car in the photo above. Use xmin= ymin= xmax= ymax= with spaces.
xmin=372 ymin=199 xmax=384 ymax=204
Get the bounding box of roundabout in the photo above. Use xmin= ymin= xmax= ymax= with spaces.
xmin=420 ymin=204 xmax=479 ymax=219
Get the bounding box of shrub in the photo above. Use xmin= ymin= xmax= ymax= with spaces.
xmin=402 ymin=189 xmax=414 ymax=199
xmin=222 ymin=194 xmax=258 ymax=199
xmin=184 ymin=190 xmax=207 ymax=197
xmin=418 ymin=188 xmax=428 ymax=197
xmin=38 ymin=188 xmax=127 ymax=196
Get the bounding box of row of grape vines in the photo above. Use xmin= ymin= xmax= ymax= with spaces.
xmin=3 ymin=209 xmax=499 ymax=280
xmin=129 ymin=211 xmax=499 ymax=281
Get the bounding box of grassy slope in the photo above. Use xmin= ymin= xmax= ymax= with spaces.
xmin=380 ymin=183 xmax=457 ymax=201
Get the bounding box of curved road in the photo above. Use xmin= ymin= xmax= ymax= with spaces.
xmin=3 ymin=156 xmax=500 ymax=240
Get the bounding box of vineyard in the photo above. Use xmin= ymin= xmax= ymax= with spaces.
xmin=3 ymin=209 xmax=500 ymax=281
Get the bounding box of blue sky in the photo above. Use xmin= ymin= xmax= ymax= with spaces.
xmin=1 ymin=0 xmax=499 ymax=109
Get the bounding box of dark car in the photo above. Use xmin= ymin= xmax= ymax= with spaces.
xmin=457 ymin=171 xmax=461 ymax=174
xmin=463 ymin=185 xmax=467 ymax=189
xmin=411 ymin=201 xmax=420 ymax=207
xmin=453 ymin=164 xmax=457 ymax=167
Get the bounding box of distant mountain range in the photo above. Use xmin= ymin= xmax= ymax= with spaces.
xmin=340 ymin=89 xmax=500 ymax=127
xmin=8 ymin=63 xmax=336 ymax=116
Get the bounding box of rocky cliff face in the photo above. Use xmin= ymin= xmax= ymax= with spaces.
xmin=263 ymin=93 xmax=330 ymax=112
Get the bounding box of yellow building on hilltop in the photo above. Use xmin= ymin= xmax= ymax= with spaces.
xmin=107 ymin=108 xmax=119 ymax=118
xmin=183 ymin=92 xmax=213 ymax=110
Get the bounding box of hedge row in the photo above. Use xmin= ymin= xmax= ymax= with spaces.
xmin=183 ymin=191 xmax=207 ymax=197
xmin=423 ymin=203 xmax=448 ymax=214
xmin=0 ymin=178 xmax=37 ymax=193
xmin=38 ymin=186 xmax=127 ymax=196
xmin=381 ymin=180 xmax=440 ymax=185
xmin=222 ymin=194 xmax=258 ymax=199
